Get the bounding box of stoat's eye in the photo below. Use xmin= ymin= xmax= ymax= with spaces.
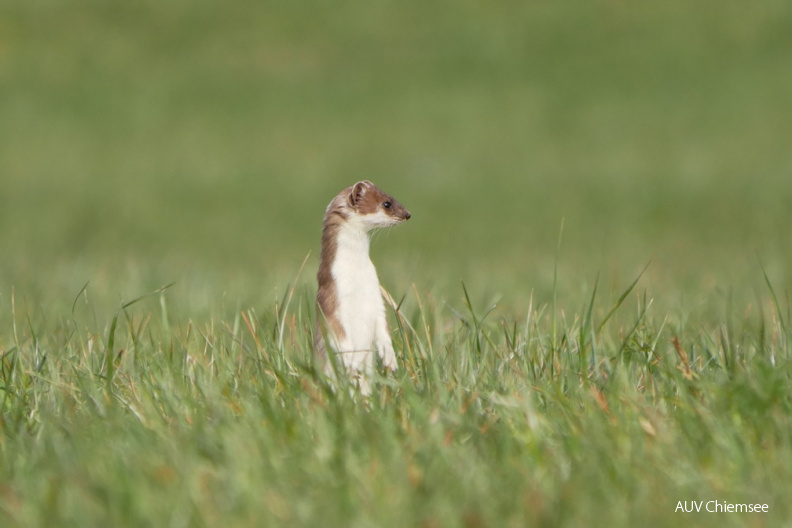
xmin=382 ymin=201 xmax=392 ymax=209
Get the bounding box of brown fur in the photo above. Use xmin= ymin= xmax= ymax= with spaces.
xmin=348 ymin=181 xmax=410 ymax=219
xmin=316 ymin=199 xmax=349 ymax=348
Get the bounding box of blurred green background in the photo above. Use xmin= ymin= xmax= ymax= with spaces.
xmin=2 ymin=0 xmax=791 ymax=316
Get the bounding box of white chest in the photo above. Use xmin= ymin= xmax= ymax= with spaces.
xmin=331 ymin=226 xmax=386 ymax=351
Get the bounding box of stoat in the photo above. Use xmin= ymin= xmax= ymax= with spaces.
xmin=315 ymin=180 xmax=411 ymax=394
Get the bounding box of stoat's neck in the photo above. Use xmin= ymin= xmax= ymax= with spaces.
xmin=334 ymin=217 xmax=371 ymax=261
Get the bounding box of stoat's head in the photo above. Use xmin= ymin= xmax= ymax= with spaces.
xmin=346 ymin=180 xmax=411 ymax=229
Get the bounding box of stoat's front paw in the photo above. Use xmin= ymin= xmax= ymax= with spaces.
xmin=379 ymin=343 xmax=398 ymax=371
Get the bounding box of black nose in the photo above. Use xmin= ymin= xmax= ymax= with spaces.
xmin=405 ymin=211 xmax=411 ymax=220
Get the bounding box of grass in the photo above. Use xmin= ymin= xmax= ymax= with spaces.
xmin=2 ymin=0 xmax=792 ymax=526
xmin=1 ymin=276 xmax=791 ymax=527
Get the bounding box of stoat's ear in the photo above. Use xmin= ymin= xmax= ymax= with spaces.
xmin=348 ymin=180 xmax=372 ymax=208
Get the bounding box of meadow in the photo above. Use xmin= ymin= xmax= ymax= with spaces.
xmin=2 ymin=1 xmax=792 ymax=526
